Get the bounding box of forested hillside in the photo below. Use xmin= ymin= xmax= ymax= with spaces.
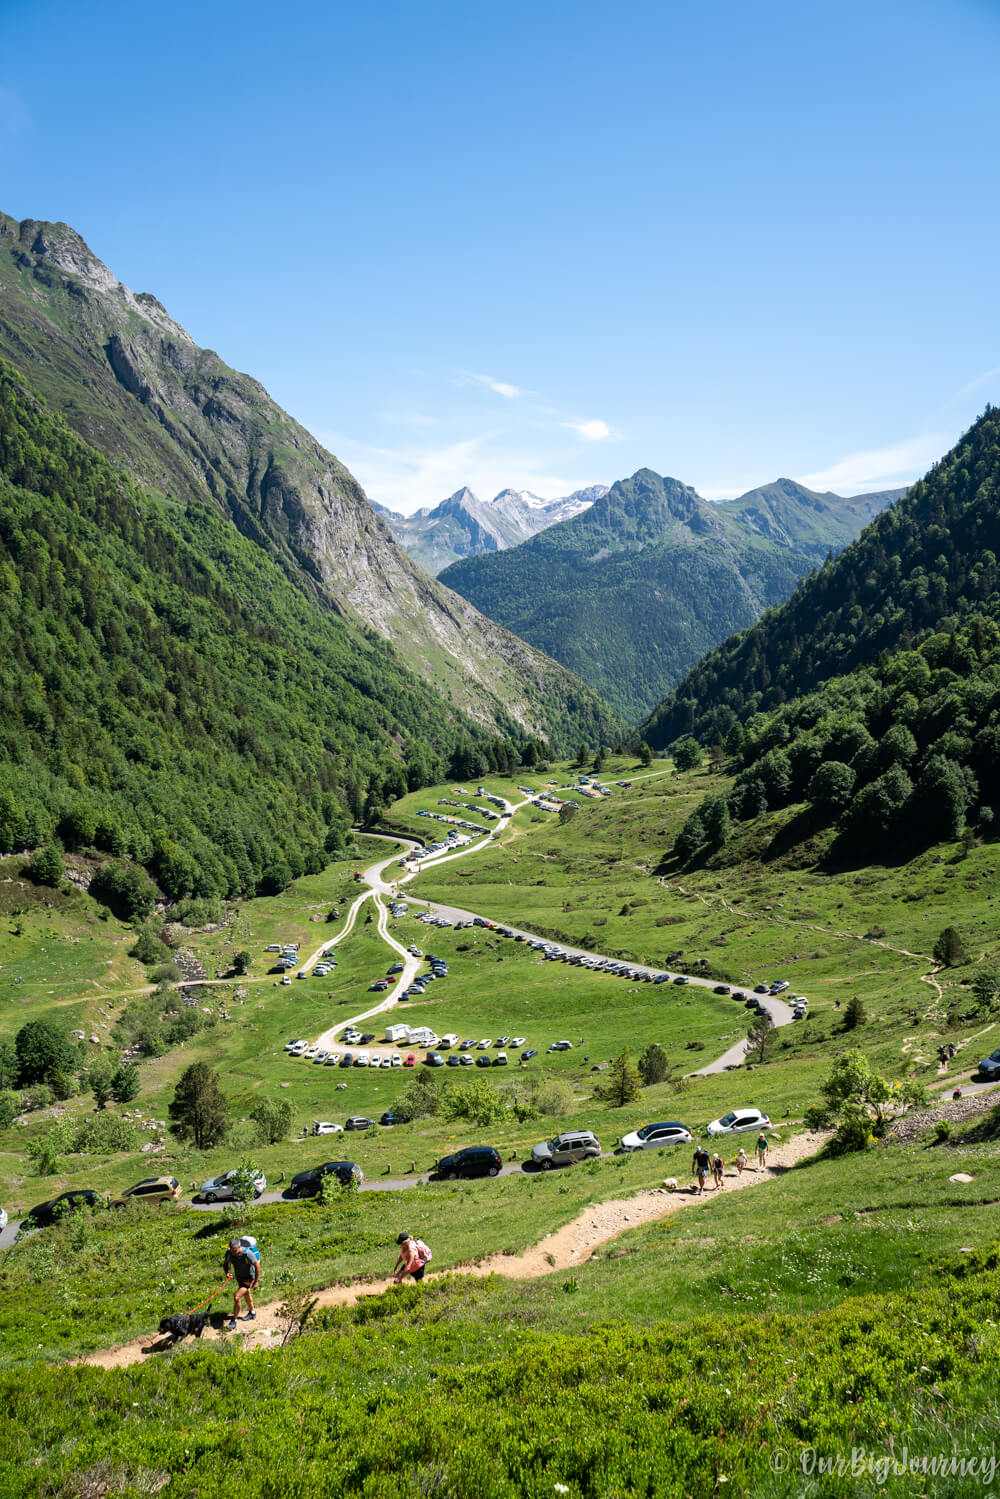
xmin=440 ymin=470 xmax=894 ymax=721
xmin=643 ymin=408 xmax=1000 ymax=747
xmin=672 ymin=615 xmax=1000 ymax=869
xmin=0 ymin=212 xmax=621 ymax=748
xmin=0 ymin=362 xmax=539 ymax=897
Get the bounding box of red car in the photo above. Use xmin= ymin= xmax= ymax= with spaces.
xmin=403 ymin=1053 xmax=416 ymax=1067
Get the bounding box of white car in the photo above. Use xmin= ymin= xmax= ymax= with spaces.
xmin=289 ymin=1041 xmax=308 ymax=1057
xmin=313 ymin=1121 xmax=344 ymax=1135
xmin=354 ymin=1051 xmax=370 ymax=1067
xmin=313 ymin=1050 xmax=329 ymax=1065
xmin=281 ymin=975 xmax=292 ymax=985
xmin=0 ymin=1206 xmax=7 ymax=1233
xmin=284 ymin=1038 xmax=306 ymax=1051
xmin=621 ymin=1121 xmax=693 ymax=1151
xmin=324 ymin=1052 xmax=341 ymax=1066
xmin=369 ymin=1056 xmax=383 ymax=1069
xmin=199 ymin=1168 xmax=266 ymax=1203
xmin=477 ymin=1038 xmax=491 ymax=1049
xmin=304 ymin=1046 xmax=319 ymax=1059
xmin=707 ymin=1109 xmax=771 ymax=1137
xmin=390 ymin=1054 xmax=402 ymax=1067
xmin=548 ymin=1040 xmax=573 ymax=1052
xmin=512 ymin=1036 xmax=526 ymax=1046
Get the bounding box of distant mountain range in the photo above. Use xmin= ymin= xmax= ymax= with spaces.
xmin=439 ymin=470 xmax=905 ymax=722
xmin=0 ymin=212 xmax=621 ymax=752
xmin=375 ymin=485 xmax=607 ymax=574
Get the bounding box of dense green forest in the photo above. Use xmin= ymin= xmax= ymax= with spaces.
xmin=0 ymin=361 xmax=539 ymax=897
xmin=643 ymin=407 xmax=1000 ymax=747
xmin=440 ymin=471 xmax=883 ymax=721
xmin=671 ymin=615 xmax=1000 ymax=865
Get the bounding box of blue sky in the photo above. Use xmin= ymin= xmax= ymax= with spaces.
xmin=3 ymin=0 xmax=999 ymax=512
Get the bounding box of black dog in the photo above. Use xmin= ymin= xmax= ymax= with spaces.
xmin=158 ymin=1311 xmax=227 ymax=1345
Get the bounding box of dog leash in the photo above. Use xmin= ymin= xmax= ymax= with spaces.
xmin=185 ymin=1274 xmax=232 ymax=1315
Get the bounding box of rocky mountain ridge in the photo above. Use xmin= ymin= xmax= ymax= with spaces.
xmin=0 ymin=212 xmax=621 ymax=749
xmin=439 ymin=468 xmax=904 ymax=721
xmin=377 ymin=483 xmax=606 ymax=574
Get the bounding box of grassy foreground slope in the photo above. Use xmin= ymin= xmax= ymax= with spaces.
xmin=3 ymin=1143 xmax=1000 ymax=1496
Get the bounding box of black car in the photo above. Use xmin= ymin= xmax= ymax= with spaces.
xmin=24 ymin=1189 xmax=102 ymax=1229
xmin=978 ymin=1048 xmax=1000 ymax=1079
xmin=287 ymin=1161 xmax=363 ymax=1197
xmin=359 ymin=1033 xmax=376 ymax=1045
xmin=434 ymin=1146 xmax=502 ymax=1180
xmin=340 ymin=1051 xmax=354 ymax=1066
xmin=475 ymin=1054 xmax=492 ymax=1067
xmin=345 ymin=1115 xmax=374 ymax=1131
xmin=521 ymin=1048 xmax=539 ymax=1061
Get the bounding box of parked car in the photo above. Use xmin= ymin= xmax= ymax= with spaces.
xmin=313 ymin=1121 xmax=344 ymax=1135
xmin=753 ymin=984 xmax=770 ymax=995
xmin=199 ymin=1168 xmax=266 ymax=1203
xmin=459 ymin=1038 xmax=476 ymax=1050
xmin=531 ymin=1131 xmax=601 ymax=1169
xmin=380 ymin=1111 xmax=404 ymax=1125
xmin=521 ymin=1048 xmax=539 ymax=1061
xmin=548 ymin=1040 xmax=572 ymax=1052
xmin=977 ymin=1047 xmax=1000 ymax=1080
xmin=447 ymin=1054 xmax=461 ymax=1067
xmin=288 ymin=1161 xmax=363 ymax=1197
xmin=459 ymin=1053 xmax=474 ymax=1066
xmin=284 ymin=1038 xmax=306 ymax=1051
xmin=491 ymin=1051 xmax=508 ymax=1066
xmin=324 ymin=1052 xmax=341 ymax=1065
xmin=707 ymin=1108 xmax=771 ymax=1137
xmin=620 ymin=1122 xmax=692 ymax=1152
xmin=713 ymin=985 xmax=731 ymax=995
xmin=23 ymin=1189 xmax=102 ymax=1229
xmin=404 ymin=1054 xmax=416 ymax=1067
xmin=369 ymin=980 xmax=390 ymax=992
xmin=425 ymin=1052 xmax=445 ymax=1067
xmin=434 ymin=1146 xmax=502 ymax=1180
xmin=110 ymin=1176 xmax=181 ymax=1209
xmin=475 ymin=1055 xmax=493 ymax=1067
xmin=672 ymin=975 xmax=689 ymax=985
xmin=345 ymin=1115 xmax=374 ymax=1131
xmin=390 ymin=1054 xmax=403 ymax=1068
xmin=0 ymin=1206 xmax=6 ymax=1233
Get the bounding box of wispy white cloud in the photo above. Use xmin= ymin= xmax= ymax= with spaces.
xmin=795 ymin=432 xmax=945 ymax=495
xmin=466 ymin=372 xmax=523 ymax=399
xmin=946 ymin=365 xmax=1000 ymax=407
xmin=319 ymin=426 xmax=596 ymax=515
xmin=564 ymin=418 xmax=614 ymax=442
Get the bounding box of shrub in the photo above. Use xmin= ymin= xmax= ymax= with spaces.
xmin=24 ymin=843 xmax=64 ymax=887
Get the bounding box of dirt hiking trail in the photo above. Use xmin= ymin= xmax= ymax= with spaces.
xmin=77 ymin=1131 xmax=827 ymax=1371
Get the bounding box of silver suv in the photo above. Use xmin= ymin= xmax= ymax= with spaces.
xmin=531 ymin=1130 xmax=601 ymax=1169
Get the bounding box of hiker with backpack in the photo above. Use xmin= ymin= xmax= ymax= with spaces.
xmin=392 ymin=1231 xmax=432 ymax=1283
xmin=223 ymin=1235 xmax=260 ymax=1328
